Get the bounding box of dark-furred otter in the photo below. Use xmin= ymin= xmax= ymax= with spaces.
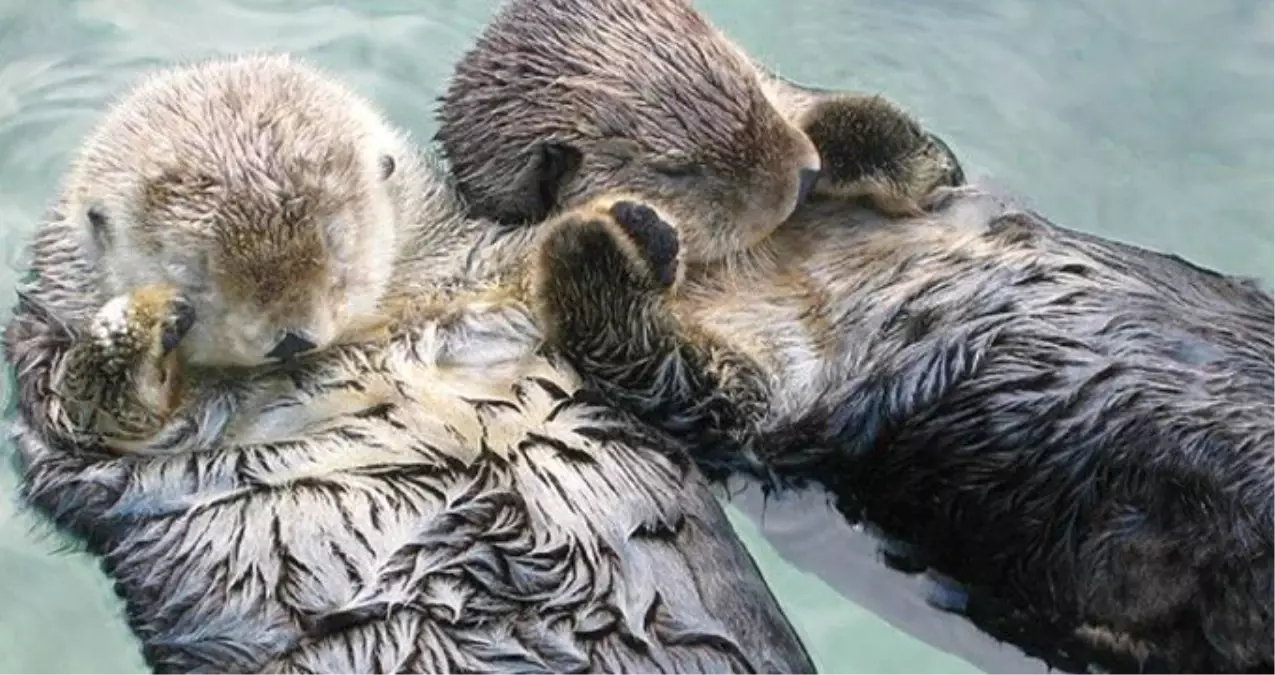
xmin=531 ymin=182 xmax=1273 ymax=673
xmin=433 ymin=1 xmax=1275 ymax=672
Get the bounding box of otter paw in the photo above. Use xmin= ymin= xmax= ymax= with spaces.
xmin=90 ymin=286 xmax=196 ymax=371
xmin=608 ymin=201 xmax=680 ymax=289
xmin=799 ymin=94 xmax=965 ymax=218
xmin=534 ymin=198 xmax=682 ymax=312
xmin=74 ymin=286 xmax=195 ymax=441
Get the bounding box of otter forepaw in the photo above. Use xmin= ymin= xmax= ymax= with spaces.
xmin=535 ymin=198 xmax=682 ymax=298
xmin=90 ymin=286 xmax=195 ymax=370
xmin=69 ymin=285 xmax=196 ymax=440
xmin=608 ymin=200 xmax=680 ymax=289
xmin=799 ymin=94 xmax=965 ymax=218
xmin=532 ymin=198 xmax=683 ymax=354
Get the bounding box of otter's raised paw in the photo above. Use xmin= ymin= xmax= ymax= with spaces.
xmin=608 ymin=201 xmax=680 ymax=289
xmin=90 ymin=286 xmax=195 ymax=372
xmin=69 ymin=285 xmax=196 ymax=439
xmin=799 ymin=94 xmax=965 ymax=217
xmin=532 ymin=197 xmax=684 ymax=350
xmin=535 ymin=197 xmax=682 ymax=296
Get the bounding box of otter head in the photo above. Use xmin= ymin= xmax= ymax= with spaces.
xmin=436 ymin=0 xmax=822 ymax=264
xmin=65 ymin=54 xmax=407 ymax=368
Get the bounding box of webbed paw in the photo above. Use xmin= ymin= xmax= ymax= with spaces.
xmin=799 ymin=94 xmax=965 ymax=217
xmin=70 ymin=285 xmax=196 ymax=440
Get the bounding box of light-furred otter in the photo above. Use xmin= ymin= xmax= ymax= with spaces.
xmin=528 ymin=183 xmax=1275 ymax=673
xmin=3 ymin=53 xmax=815 ymax=674
xmin=434 ymin=0 xmax=960 ymax=261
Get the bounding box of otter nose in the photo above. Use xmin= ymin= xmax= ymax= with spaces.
xmin=267 ymin=331 xmax=317 ymax=361
xmin=796 ymin=167 xmax=821 ymax=205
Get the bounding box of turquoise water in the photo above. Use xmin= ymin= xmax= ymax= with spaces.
xmin=0 ymin=0 xmax=1270 ymax=672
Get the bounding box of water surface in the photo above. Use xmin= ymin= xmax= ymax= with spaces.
xmin=0 ymin=0 xmax=1270 ymax=672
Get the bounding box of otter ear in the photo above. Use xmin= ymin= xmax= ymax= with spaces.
xmin=85 ymin=205 xmax=112 ymax=257
xmin=509 ymin=141 xmax=581 ymax=223
xmin=378 ymin=154 xmax=396 ymax=181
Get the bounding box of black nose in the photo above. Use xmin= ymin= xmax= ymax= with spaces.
xmin=267 ymin=332 xmax=317 ymax=361
xmin=796 ymin=167 xmax=821 ymax=204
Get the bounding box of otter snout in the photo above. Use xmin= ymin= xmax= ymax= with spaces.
xmin=796 ymin=167 xmax=821 ymax=205
xmin=267 ymin=331 xmax=317 ymax=361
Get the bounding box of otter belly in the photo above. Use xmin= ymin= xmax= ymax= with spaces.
xmin=15 ymin=328 xmax=813 ymax=673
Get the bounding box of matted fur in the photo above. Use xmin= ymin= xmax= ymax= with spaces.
xmin=435 ymin=0 xmax=824 ymax=263
xmin=3 ymin=54 xmax=814 ymax=674
xmin=530 ymin=183 xmax=1275 ymax=673
xmin=430 ymin=3 xmax=1272 ymax=668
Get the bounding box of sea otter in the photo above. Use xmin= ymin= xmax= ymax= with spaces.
xmin=528 ymin=180 xmax=1275 ymax=675
xmin=3 ymin=53 xmax=816 ymax=674
xmin=431 ymin=1 xmax=1275 ymax=672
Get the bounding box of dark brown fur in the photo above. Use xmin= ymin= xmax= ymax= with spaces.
xmin=529 ymin=186 xmax=1275 ymax=673
xmin=435 ymin=0 xmax=826 ymax=263
xmin=799 ymin=94 xmax=963 ymax=215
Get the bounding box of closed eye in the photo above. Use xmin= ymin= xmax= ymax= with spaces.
xmin=651 ymin=159 xmax=703 ymax=180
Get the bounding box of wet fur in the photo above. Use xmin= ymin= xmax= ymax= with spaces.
xmin=64 ymin=54 xmax=412 ymax=370
xmin=435 ymin=0 xmax=961 ymax=256
xmin=757 ymin=73 xmax=966 ymax=216
xmin=3 ymin=55 xmax=814 ymax=673
xmin=435 ymin=0 xmax=831 ymax=264
xmin=531 ymin=185 xmax=1275 ymax=673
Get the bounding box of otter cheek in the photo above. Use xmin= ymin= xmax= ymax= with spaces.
xmin=755 ymin=171 xmax=802 ymax=230
xmin=308 ymin=308 xmax=338 ymax=352
xmin=177 ymin=324 xmax=217 ymax=367
xmin=225 ymin=314 xmax=273 ymax=367
xmin=767 ymin=170 xmax=803 ymax=223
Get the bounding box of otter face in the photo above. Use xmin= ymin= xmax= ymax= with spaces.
xmin=437 ymin=0 xmax=822 ymax=264
xmin=546 ymin=96 xmax=822 ymax=263
xmin=67 ymin=54 xmax=405 ymax=368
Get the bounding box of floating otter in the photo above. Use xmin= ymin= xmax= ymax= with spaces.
xmin=527 ymin=178 xmax=1275 ymax=674
xmin=434 ymin=0 xmax=960 ymax=261
xmin=3 ymin=54 xmax=815 ymax=673
xmin=433 ymin=4 xmax=1275 ymax=672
